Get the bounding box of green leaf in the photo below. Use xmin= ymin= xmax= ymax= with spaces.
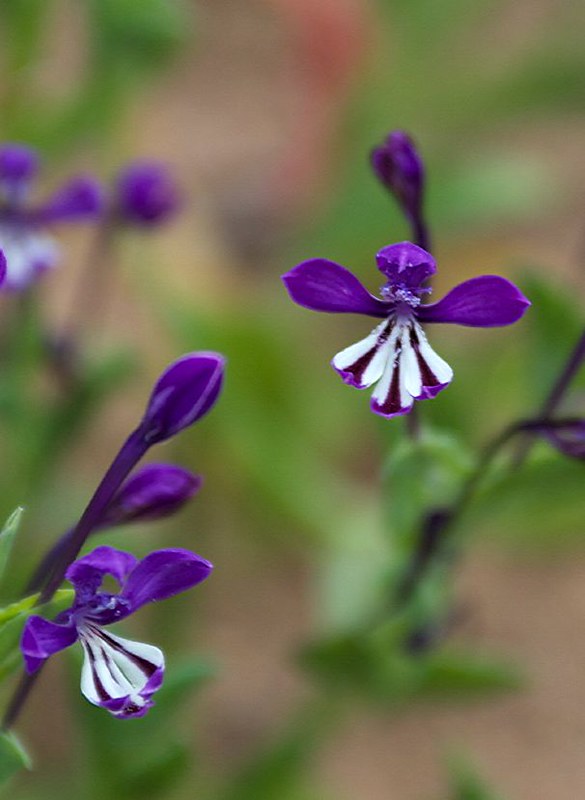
xmin=0 ymin=589 xmax=74 ymax=678
xmin=302 ymin=617 xmax=521 ymax=707
xmin=446 ymin=754 xmax=506 ymax=800
xmin=383 ymin=429 xmax=472 ymax=554
xmin=466 ymin=452 xmax=585 ymax=549
xmin=0 ymin=508 xmax=24 ymax=588
xmin=0 ymin=731 xmax=31 ymax=786
xmin=419 ymin=651 xmax=523 ymax=699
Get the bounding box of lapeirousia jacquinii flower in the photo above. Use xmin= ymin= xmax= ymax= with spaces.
xmin=282 ymin=241 xmax=530 ymax=418
xmin=0 ymin=143 xmax=102 ymax=291
xmin=21 ymin=546 xmax=212 ymax=718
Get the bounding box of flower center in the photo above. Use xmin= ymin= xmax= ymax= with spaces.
xmin=380 ymin=282 xmax=431 ymax=309
xmin=81 ymin=593 xmax=131 ymax=624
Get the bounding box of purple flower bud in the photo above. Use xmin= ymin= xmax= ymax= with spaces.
xmin=36 ymin=176 xmax=104 ymax=223
xmin=528 ymin=419 xmax=585 ymax=460
xmin=371 ymin=131 xmax=424 ymax=223
xmin=140 ymin=352 xmax=225 ymax=444
xmin=0 ymin=250 xmax=6 ymax=286
xmin=0 ymin=144 xmax=39 ymax=183
xmin=102 ymin=463 xmax=202 ymax=526
xmin=116 ymin=161 xmax=180 ymax=226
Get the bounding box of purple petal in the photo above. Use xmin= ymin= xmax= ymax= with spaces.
xmin=282 ymin=259 xmax=390 ymax=317
xmin=116 ymin=161 xmax=180 ymax=227
xmin=141 ymin=352 xmax=226 ymax=444
xmin=103 ymin=464 xmax=202 ymax=526
xmin=0 ymin=144 xmax=39 ymax=183
xmin=66 ymin=546 xmax=138 ymax=598
xmin=21 ymin=616 xmax=78 ymax=673
xmin=35 ymin=176 xmax=104 ymax=223
xmin=375 ymin=242 xmax=435 ymax=288
xmin=417 ymin=275 xmax=530 ymax=327
xmin=121 ymin=548 xmax=213 ymax=612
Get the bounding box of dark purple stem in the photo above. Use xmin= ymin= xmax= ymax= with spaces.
xmin=24 ymin=527 xmax=75 ymax=596
xmin=515 ymin=328 xmax=585 ymax=465
xmin=2 ymin=427 xmax=148 ymax=731
xmin=412 ymin=216 xmax=430 ymax=254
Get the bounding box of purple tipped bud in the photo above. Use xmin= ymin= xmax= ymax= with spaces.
xmin=116 ymin=161 xmax=180 ymax=226
xmin=103 ymin=464 xmax=202 ymax=526
xmin=530 ymin=419 xmax=585 ymax=460
xmin=140 ymin=352 xmax=225 ymax=444
xmin=0 ymin=250 xmax=6 ymax=286
xmin=37 ymin=176 xmax=104 ymax=223
xmin=371 ymin=131 xmax=424 ymax=222
xmin=0 ymin=144 xmax=39 ymax=183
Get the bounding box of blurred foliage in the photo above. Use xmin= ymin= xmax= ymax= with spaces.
xmin=0 ymin=0 xmax=190 ymax=153
xmin=0 ymin=0 xmax=584 ymax=798
xmin=75 ymin=657 xmax=214 ymax=800
xmin=445 ymin=755 xmax=506 ymax=800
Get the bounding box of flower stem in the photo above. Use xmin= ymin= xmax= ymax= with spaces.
xmin=396 ymin=414 xmax=584 ymax=607
xmin=2 ymin=427 xmax=148 ymax=731
xmin=395 ymin=421 xmax=523 ymax=606
xmin=514 ymin=328 xmax=585 ymax=465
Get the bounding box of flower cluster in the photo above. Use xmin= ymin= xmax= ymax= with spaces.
xmin=0 ymin=144 xmax=102 ymax=291
xmin=0 ymin=143 xmax=181 ymax=294
xmin=283 ymin=241 xmax=530 ymax=417
xmin=22 ymin=546 xmax=212 ymax=718
xmin=18 ymin=352 xmax=225 ymax=719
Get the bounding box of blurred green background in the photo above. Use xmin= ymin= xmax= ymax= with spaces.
xmin=1 ymin=0 xmax=585 ymax=798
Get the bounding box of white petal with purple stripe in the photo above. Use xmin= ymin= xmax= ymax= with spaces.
xmin=79 ymin=624 xmax=164 ymax=717
xmin=0 ymin=224 xmax=59 ymax=290
xmin=333 ymin=316 xmax=453 ymax=417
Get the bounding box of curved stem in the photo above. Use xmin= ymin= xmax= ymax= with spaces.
xmin=2 ymin=428 xmax=148 ymax=731
xmin=514 ymin=328 xmax=585 ymax=465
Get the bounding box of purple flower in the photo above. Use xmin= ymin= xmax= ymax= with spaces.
xmin=371 ymin=131 xmax=424 ymax=229
xmin=103 ymin=464 xmax=202 ymax=526
xmin=21 ymin=546 xmax=212 ymax=718
xmin=0 ymin=143 xmax=103 ymax=291
xmin=140 ymin=352 xmax=226 ymax=444
xmin=115 ymin=161 xmax=180 ymax=227
xmin=282 ymin=241 xmax=530 ymax=418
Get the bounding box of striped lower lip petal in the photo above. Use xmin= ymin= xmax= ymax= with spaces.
xmin=333 ymin=316 xmax=453 ymax=417
xmin=79 ymin=624 xmax=164 ymax=717
xmin=370 ymin=320 xmax=453 ymax=417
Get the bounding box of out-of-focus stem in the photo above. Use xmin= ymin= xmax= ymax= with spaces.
xmin=2 ymin=428 xmax=148 ymax=731
xmin=514 ymin=328 xmax=585 ymax=465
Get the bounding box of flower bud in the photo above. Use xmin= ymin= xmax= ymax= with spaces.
xmin=140 ymin=352 xmax=225 ymax=444
xmin=0 ymin=144 xmax=39 ymax=184
xmin=0 ymin=250 xmax=6 ymax=286
xmin=370 ymin=131 xmax=424 ymax=222
xmin=530 ymin=419 xmax=585 ymax=460
xmin=102 ymin=464 xmax=202 ymax=526
xmin=37 ymin=176 xmax=104 ymax=222
xmin=115 ymin=161 xmax=180 ymax=226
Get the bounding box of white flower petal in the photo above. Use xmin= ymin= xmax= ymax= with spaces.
xmin=0 ymin=224 xmax=59 ymax=290
xmin=400 ymin=328 xmax=422 ymax=398
xmin=79 ymin=625 xmax=164 ymax=711
xmin=413 ymin=321 xmax=453 ymax=386
xmin=332 ymin=319 xmax=393 ymax=388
